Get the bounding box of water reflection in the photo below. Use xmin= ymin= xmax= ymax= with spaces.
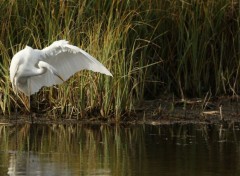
xmin=0 ymin=123 xmax=240 ymax=175
xmin=8 ymin=151 xmax=74 ymax=176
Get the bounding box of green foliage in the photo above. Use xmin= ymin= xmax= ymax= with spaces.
xmin=0 ymin=0 xmax=239 ymax=119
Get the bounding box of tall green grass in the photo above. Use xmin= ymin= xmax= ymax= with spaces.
xmin=0 ymin=0 xmax=239 ymax=119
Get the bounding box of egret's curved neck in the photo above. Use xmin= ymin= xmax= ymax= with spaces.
xmin=17 ymin=61 xmax=59 ymax=81
xmin=37 ymin=66 xmax=47 ymax=75
xmin=34 ymin=61 xmax=51 ymax=76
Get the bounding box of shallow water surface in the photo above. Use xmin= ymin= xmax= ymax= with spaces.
xmin=0 ymin=123 xmax=240 ymax=175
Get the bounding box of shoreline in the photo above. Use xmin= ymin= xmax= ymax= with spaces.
xmin=1 ymin=96 xmax=239 ymax=125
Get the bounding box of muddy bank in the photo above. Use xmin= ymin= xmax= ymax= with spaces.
xmin=135 ymin=96 xmax=240 ymax=124
xmin=1 ymin=96 xmax=240 ymax=125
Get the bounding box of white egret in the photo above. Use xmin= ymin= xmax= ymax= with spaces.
xmin=10 ymin=40 xmax=112 ymax=96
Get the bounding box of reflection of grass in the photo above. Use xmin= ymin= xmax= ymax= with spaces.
xmin=0 ymin=124 xmax=146 ymax=175
xmin=1 ymin=124 xmax=240 ymax=174
xmin=0 ymin=1 xmax=239 ymax=119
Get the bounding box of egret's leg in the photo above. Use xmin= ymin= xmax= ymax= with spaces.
xmin=14 ymin=93 xmax=19 ymax=148
xmin=29 ymin=96 xmax=32 ymax=123
xmin=12 ymin=92 xmax=19 ymax=150
xmin=28 ymin=79 xmax=33 ymax=123
xmin=15 ymin=92 xmax=18 ymax=122
xmin=15 ymin=103 xmax=17 ymax=119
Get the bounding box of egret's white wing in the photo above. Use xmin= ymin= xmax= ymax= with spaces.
xmin=28 ymin=40 xmax=112 ymax=95
xmin=29 ymin=69 xmax=63 ymax=95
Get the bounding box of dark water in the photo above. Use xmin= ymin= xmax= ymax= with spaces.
xmin=0 ymin=123 xmax=240 ymax=176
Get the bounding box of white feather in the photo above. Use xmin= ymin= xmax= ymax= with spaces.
xmin=10 ymin=40 xmax=112 ymax=96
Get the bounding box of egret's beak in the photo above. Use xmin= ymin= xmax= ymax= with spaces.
xmin=54 ymin=72 xmax=64 ymax=82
